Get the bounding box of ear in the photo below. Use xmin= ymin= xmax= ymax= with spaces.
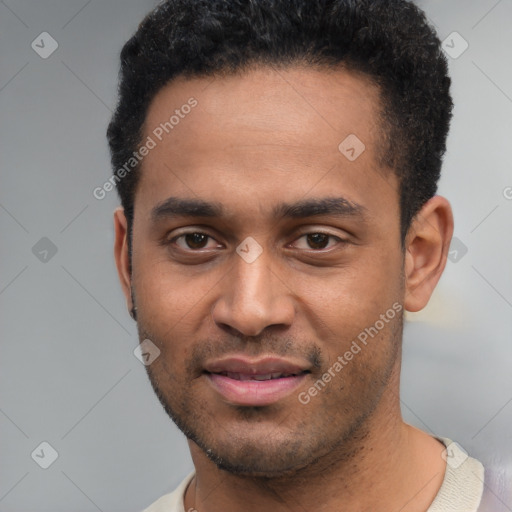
xmin=403 ymin=195 xmax=454 ymax=312
xmin=113 ymin=207 xmax=134 ymax=318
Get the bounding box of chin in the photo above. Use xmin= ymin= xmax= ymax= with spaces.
xmin=205 ymin=450 xmax=313 ymax=478
xmin=191 ymin=432 xmax=320 ymax=479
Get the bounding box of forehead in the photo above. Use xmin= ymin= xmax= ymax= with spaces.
xmin=135 ymin=65 xmax=398 ymax=228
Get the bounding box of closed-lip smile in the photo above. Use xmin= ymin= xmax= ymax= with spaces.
xmin=203 ymin=356 xmax=310 ymax=406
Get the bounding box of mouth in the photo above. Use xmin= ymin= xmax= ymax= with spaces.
xmin=212 ymin=371 xmax=307 ymax=381
xmin=203 ymin=356 xmax=311 ymax=406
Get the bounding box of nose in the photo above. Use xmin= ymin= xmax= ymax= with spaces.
xmin=211 ymin=249 xmax=295 ymax=337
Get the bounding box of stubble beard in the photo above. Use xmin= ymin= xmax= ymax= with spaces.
xmin=136 ymin=310 xmax=403 ymax=480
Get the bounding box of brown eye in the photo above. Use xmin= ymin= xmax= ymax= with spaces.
xmin=306 ymin=233 xmax=330 ymax=249
xmin=291 ymin=231 xmax=347 ymax=251
xmin=182 ymin=233 xmax=209 ymax=249
xmin=169 ymin=232 xmax=219 ymax=250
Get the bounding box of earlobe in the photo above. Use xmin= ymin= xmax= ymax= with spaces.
xmin=403 ymin=196 xmax=454 ymax=313
xmin=113 ymin=207 xmax=134 ymax=318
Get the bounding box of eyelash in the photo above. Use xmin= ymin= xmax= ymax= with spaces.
xmin=165 ymin=230 xmax=347 ymax=252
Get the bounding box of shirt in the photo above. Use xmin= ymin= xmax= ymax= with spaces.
xmin=142 ymin=437 xmax=489 ymax=512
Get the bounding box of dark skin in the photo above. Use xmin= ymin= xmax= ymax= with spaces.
xmin=114 ymin=65 xmax=454 ymax=511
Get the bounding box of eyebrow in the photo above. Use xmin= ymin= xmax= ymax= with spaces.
xmin=151 ymin=196 xmax=368 ymax=223
xmin=273 ymin=197 xmax=368 ymax=221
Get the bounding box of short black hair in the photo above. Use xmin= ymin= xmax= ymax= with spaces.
xmin=107 ymin=0 xmax=453 ymax=257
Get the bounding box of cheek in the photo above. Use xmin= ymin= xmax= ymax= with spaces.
xmin=292 ymin=255 xmax=401 ymax=335
xmin=133 ymin=257 xmax=223 ymax=353
xmin=134 ymin=240 xmax=206 ymax=311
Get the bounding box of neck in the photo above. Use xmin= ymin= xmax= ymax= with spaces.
xmin=184 ymin=364 xmax=446 ymax=512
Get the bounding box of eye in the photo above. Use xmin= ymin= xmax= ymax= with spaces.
xmin=292 ymin=232 xmax=345 ymax=250
xmin=172 ymin=232 xmax=221 ymax=250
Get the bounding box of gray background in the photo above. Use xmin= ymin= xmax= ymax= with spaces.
xmin=1 ymin=1 xmax=511 ymax=510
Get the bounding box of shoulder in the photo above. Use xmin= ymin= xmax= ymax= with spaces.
xmin=429 ymin=437 xmax=512 ymax=512
xmin=427 ymin=437 xmax=484 ymax=512
xmin=142 ymin=472 xmax=195 ymax=512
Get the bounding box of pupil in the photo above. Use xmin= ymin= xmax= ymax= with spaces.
xmin=307 ymin=233 xmax=329 ymax=249
xmin=186 ymin=233 xmax=207 ymax=249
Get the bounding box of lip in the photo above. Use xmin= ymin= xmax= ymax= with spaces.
xmin=204 ymin=356 xmax=309 ymax=375
xmin=204 ymin=356 xmax=310 ymax=407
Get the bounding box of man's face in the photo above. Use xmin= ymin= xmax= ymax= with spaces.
xmin=127 ymin=65 xmax=406 ymax=476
